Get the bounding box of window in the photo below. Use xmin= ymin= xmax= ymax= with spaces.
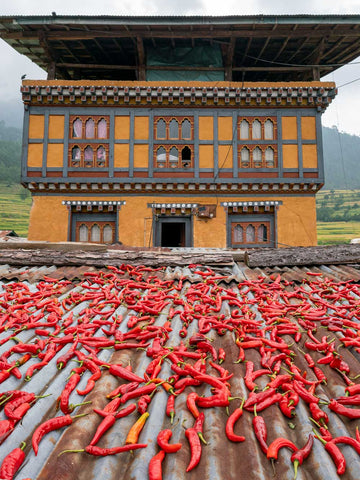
xmin=75 ymin=220 xmax=115 ymax=243
xmin=265 ymin=147 xmax=275 ymax=168
xmin=156 ymin=119 xmax=166 ymax=139
xmin=69 ymin=116 xmax=109 ymax=168
xmin=264 ymin=119 xmax=274 ymax=140
xmin=181 ymin=119 xmax=191 ymax=140
xmin=253 ymin=147 xmax=262 ymax=168
xmin=252 ymin=120 xmax=261 ymax=140
xmin=240 ymin=147 xmax=250 ymax=168
xmin=231 ymin=220 xmax=272 ymax=246
xmin=240 ymin=120 xmax=249 ymax=140
xmin=154 ymin=116 xmax=194 ymax=169
xmin=85 ymin=119 xmax=95 ymax=138
xmin=169 ymin=119 xmax=179 ymax=139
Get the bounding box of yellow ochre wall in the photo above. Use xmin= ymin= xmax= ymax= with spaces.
xmin=28 ymin=195 xmax=317 ymax=247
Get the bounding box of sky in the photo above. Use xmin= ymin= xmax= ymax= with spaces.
xmin=1 ymin=1 xmax=360 ymax=135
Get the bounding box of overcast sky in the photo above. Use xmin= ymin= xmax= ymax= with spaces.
xmin=1 ymin=0 xmax=360 ymax=135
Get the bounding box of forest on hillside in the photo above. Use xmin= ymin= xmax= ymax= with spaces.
xmin=0 ymin=121 xmax=359 ymax=190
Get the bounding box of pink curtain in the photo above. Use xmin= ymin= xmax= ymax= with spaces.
xmin=98 ymin=119 xmax=107 ymax=138
xmin=73 ymin=119 xmax=82 ymax=138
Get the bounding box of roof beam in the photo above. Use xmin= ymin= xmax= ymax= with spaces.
xmin=4 ymin=26 xmax=360 ymax=40
xmin=137 ymin=36 xmax=146 ymax=81
xmin=224 ymin=37 xmax=236 ymax=81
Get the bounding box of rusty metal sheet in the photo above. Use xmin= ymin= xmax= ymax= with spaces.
xmin=1 ymin=264 xmax=360 ymax=479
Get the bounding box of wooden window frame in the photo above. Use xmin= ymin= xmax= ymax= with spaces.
xmin=69 ymin=115 xmax=110 ymax=140
xmin=75 ymin=221 xmax=115 ymax=244
xmin=154 ymin=144 xmax=194 ymax=169
xmin=238 ymin=144 xmax=278 ymax=169
xmin=154 ymin=116 xmax=194 ymax=141
xmin=231 ymin=221 xmax=271 ymax=246
xmin=69 ymin=143 xmax=109 ymax=168
xmin=238 ymin=116 xmax=277 ymax=141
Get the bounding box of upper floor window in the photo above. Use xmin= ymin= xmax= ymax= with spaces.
xmin=238 ymin=117 xmax=276 ymax=141
xmin=238 ymin=145 xmax=277 ymax=169
xmin=154 ymin=117 xmax=193 ymax=141
xmin=70 ymin=116 xmax=109 ymax=140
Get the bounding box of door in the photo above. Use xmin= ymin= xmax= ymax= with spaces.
xmin=154 ymin=216 xmax=192 ymax=247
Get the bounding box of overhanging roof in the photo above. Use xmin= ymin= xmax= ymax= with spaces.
xmin=1 ymin=15 xmax=360 ymax=81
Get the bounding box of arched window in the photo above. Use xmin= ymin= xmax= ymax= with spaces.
xmin=258 ymin=224 xmax=268 ymax=243
xmin=71 ymin=146 xmax=81 ymax=164
xmin=169 ymin=147 xmax=179 ymax=168
xmin=79 ymin=224 xmax=88 ymax=242
xmin=156 ymin=146 xmax=166 ymax=167
xmin=156 ymin=119 xmax=166 ymax=139
xmin=240 ymin=120 xmax=249 ymax=140
xmin=91 ymin=224 xmax=101 ymax=242
xmin=84 ymin=146 xmax=94 ymax=167
xmin=96 ymin=146 xmax=106 ymax=166
xmin=252 ymin=119 xmax=261 ymax=140
xmin=72 ymin=118 xmax=82 ymax=138
xmin=181 ymin=119 xmax=191 ymax=140
xmin=169 ymin=119 xmax=179 ymax=139
xmin=85 ymin=119 xmax=95 ymax=138
xmin=97 ymin=118 xmax=107 ymax=138
xmin=181 ymin=146 xmax=191 ymax=168
xmin=233 ymin=224 xmax=243 ymax=243
xmin=264 ymin=119 xmax=274 ymax=140
xmin=265 ymin=147 xmax=275 ymax=168
xmin=246 ymin=224 xmax=255 ymax=243
xmin=253 ymin=147 xmax=262 ymax=167
xmin=240 ymin=147 xmax=250 ymax=168
xmin=103 ymin=224 xmax=113 ymax=244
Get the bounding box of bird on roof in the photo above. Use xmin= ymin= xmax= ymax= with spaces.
xmin=21 ymin=74 xmax=26 ymax=80
xmin=52 ymin=12 xmax=56 ymax=16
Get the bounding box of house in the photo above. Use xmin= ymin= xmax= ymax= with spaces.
xmin=1 ymin=15 xmax=360 ymax=248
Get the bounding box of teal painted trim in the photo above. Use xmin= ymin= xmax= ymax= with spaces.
xmin=129 ymin=111 xmax=135 ymax=177
xmin=232 ymin=111 xmax=238 ymax=178
xmin=48 ymin=139 xmax=65 ymax=144
xmin=316 ymin=112 xmax=325 ymax=182
xmin=213 ymin=111 xmax=218 ymax=177
xmin=21 ymin=109 xmax=29 ymax=180
xmin=109 ymin=110 xmax=115 ymax=178
xmin=63 ymin=110 xmax=69 ymax=177
xmin=42 ymin=111 xmax=49 ymax=177
xmin=28 ymin=139 xmax=45 ymax=143
xmin=277 ymin=110 xmax=283 ymax=177
xmin=114 ymin=139 xmax=131 ymax=144
xmin=148 ymin=109 xmax=154 ymax=177
xmin=297 ymin=111 xmax=303 ymax=177
xmin=194 ymin=111 xmax=199 ymax=177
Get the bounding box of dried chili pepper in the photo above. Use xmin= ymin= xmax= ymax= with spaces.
xmin=185 ymin=414 xmax=205 ymax=472
xmin=291 ymin=434 xmax=313 ymax=479
xmin=225 ymin=398 xmax=246 ymax=443
xmin=125 ymin=412 xmax=149 ymax=444
xmin=267 ymin=437 xmax=298 ymax=460
xmin=252 ymin=406 xmax=268 ymax=455
xmin=137 ymin=395 xmax=152 ymax=415
xmin=315 ymin=434 xmax=346 ymax=475
xmin=60 ymin=443 xmax=147 ymax=456
xmin=0 ymin=419 xmax=15 ymax=445
xmin=328 ymin=399 xmax=360 ymax=419
xmin=89 ymin=413 xmax=117 ymax=446
xmin=105 ymin=364 xmax=144 ymax=384
xmin=157 ymin=429 xmax=182 ymax=453
xmin=166 ymin=395 xmax=175 ymax=424
xmin=186 ymin=392 xmax=200 ymax=419
xmin=0 ymin=441 xmax=26 ymax=480
xmin=149 ymin=449 xmax=166 ymax=480
xmin=32 ymin=413 xmax=86 ymax=455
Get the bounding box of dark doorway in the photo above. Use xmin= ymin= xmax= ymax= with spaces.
xmin=161 ymin=222 xmax=185 ymax=247
xmin=154 ymin=216 xmax=192 ymax=247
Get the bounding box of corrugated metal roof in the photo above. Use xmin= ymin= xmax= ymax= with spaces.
xmin=1 ymin=261 xmax=360 ymax=478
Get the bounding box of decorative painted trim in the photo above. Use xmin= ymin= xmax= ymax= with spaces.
xmin=62 ymin=200 xmax=125 ymax=211
xmin=21 ymin=84 xmax=336 ymax=111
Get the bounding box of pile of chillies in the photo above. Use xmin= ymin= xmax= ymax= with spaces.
xmin=0 ymin=265 xmax=360 ymax=478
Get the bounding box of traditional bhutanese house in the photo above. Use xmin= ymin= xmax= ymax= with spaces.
xmin=1 ymin=15 xmax=360 ymax=248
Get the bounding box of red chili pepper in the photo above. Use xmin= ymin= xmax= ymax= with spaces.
xmin=332 ymin=436 xmax=360 ymax=455
xmin=226 ymin=399 xmax=246 ymax=442
xmin=149 ymin=449 xmax=166 ymax=480
xmin=120 ymin=384 xmax=157 ymax=405
xmin=157 ymin=429 xmax=182 ymax=453
xmin=61 ymin=443 xmax=148 ymax=456
xmin=186 ymin=392 xmax=200 ymax=419
xmin=252 ymin=407 xmax=268 ymax=454
xmin=166 ymin=395 xmax=175 ymax=424
xmin=309 ymin=402 xmax=328 ymax=425
xmin=244 ymin=388 xmax=276 ymax=410
xmin=315 ymin=435 xmax=346 ymax=475
xmin=345 ymin=384 xmax=360 ymax=396
xmin=59 ymin=373 xmax=83 ymax=414
xmin=185 ymin=413 xmax=205 ymax=472
xmin=218 ymin=348 xmax=226 ymax=364
xmin=279 ymin=393 xmax=295 ymax=418
xmin=106 ymin=381 xmax=139 ymax=400
xmin=267 ymin=437 xmax=298 ymax=460
xmin=4 ymin=393 xmax=35 ymax=421
xmin=0 ymin=419 xmax=15 ymax=445
xmin=335 ymin=394 xmax=360 ymax=406
xmin=137 ymin=395 xmax=152 ymax=415
xmin=32 ymin=413 xmax=86 ymax=455
xmin=107 ymin=364 xmax=144 ymax=384
xmin=89 ymin=413 xmax=117 ymax=446
xmin=328 ymin=399 xmax=360 ymax=419
xmin=291 ymin=434 xmax=313 ymax=479
xmin=0 ymin=441 xmax=26 ymax=480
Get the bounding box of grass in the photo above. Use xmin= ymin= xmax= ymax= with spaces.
xmin=0 ymin=184 xmax=360 ymax=244
xmin=317 ymin=221 xmax=360 ymax=245
xmin=0 ymin=184 xmax=32 ymax=237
